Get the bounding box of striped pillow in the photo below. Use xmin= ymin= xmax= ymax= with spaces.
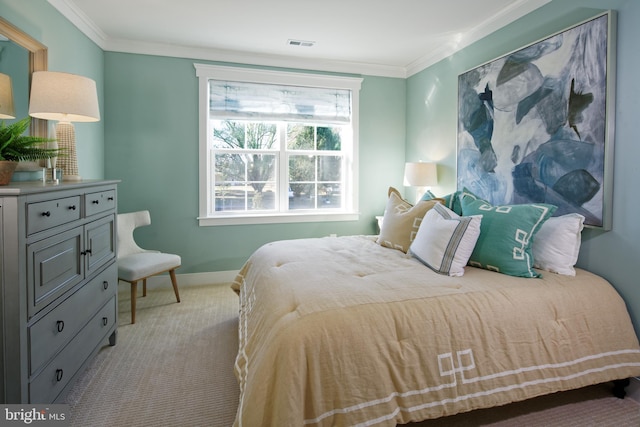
xmin=409 ymin=203 xmax=482 ymax=276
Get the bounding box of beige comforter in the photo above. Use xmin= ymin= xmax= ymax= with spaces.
xmin=232 ymin=235 xmax=640 ymax=426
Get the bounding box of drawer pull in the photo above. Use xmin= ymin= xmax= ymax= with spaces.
xmin=56 ymin=320 xmax=65 ymax=333
xmin=81 ymin=249 xmax=93 ymax=256
xmin=102 ymin=317 xmax=108 ymax=326
xmin=56 ymin=369 xmax=64 ymax=382
xmin=92 ymin=200 xmax=100 ymax=205
xmin=103 ymin=281 xmax=109 ymax=290
xmin=108 ymin=197 xmax=114 ymax=201
xmin=68 ymin=205 xmax=77 ymax=210
xmin=42 ymin=211 xmax=51 ymax=217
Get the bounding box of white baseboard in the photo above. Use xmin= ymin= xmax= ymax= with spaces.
xmin=627 ymin=377 xmax=640 ymax=404
xmin=122 ymin=270 xmax=240 ymax=289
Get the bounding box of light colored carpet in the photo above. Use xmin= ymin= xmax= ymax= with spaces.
xmin=64 ymin=283 xmax=640 ymax=427
xmin=64 ymin=283 xmax=239 ymax=427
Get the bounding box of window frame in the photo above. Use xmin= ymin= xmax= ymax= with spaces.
xmin=195 ymin=64 xmax=362 ymax=226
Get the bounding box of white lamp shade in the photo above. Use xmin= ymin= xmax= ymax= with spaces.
xmin=0 ymin=73 xmax=16 ymax=119
xmin=404 ymin=162 xmax=437 ymax=187
xmin=29 ymin=71 xmax=100 ymax=122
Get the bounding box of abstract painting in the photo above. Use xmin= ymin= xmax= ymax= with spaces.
xmin=457 ymin=11 xmax=616 ymax=228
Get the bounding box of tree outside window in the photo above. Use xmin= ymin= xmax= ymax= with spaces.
xmin=212 ymin=120 xmax=344 ymax=212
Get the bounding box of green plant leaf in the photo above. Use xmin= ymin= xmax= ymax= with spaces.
xmin=0 ymin=117 xmax=59 ymax=161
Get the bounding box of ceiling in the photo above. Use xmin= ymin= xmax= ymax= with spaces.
xmin=48 ymin=0 xmax=551 ymax=78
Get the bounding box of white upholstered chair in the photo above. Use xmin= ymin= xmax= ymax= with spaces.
xmin=117 ymin=210 xmax=181 ymax=324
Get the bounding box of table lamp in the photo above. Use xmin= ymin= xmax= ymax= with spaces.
xmin=28 ymin=71 xmax=100 ymax=181
xmin=0 ymin=73 xmax=15 ymax=119
xmin=404 ymin=161 xmax=437 ymax=202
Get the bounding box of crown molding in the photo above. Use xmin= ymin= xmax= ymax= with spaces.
xmin=406 ymin=0 xmax=551 ymax=77
xmin=49 ymin=0 xmax=551 ymax=79
xmin=47 ymin=0 xmax=108 ymax=48
xmin=104 ymin=38 xmax=409 ymax=78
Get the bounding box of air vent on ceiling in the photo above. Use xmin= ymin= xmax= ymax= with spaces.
xmin=287 ymin=39 xmax=315 ymax=47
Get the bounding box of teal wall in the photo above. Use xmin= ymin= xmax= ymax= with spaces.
xmin=3 ymin=0 xmax=640 ymax=332
xmin=407 ymin=0 xmax=640 ymax=329
xmin=1 ymin=0 xmax=406 ymax=273
xmin=103 ymin=52 xmax=406 ymax=271
xmin=0 ymin=0 xmax=105 ymax=178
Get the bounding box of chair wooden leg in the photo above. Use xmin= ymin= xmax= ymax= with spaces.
xmin=169 ymin=269 xmax=181 ymax=303
xmin=131 ymin=281 xmax=138 ymax=324
xmin=143 ymin=278 xmax=147 ymax=297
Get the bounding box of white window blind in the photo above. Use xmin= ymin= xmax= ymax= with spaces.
xmin=209 ymin=80 xmax=352 ymax=124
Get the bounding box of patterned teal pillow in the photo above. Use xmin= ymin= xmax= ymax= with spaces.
xmin=421 ymin=190 xmax=463 ymax=215
xmin=460 ymin=195 xmax=557 ymax=278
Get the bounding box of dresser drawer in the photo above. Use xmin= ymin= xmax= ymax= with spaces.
xmin=27 ymin=228 xmax=83 ymax=317
xmin=29 ymin=263 xmax=117 ymax=375
xmin=29 ymin=296 xmax=116 ymax=404
xmin=27 ymin=196 xmax=81 ymax=235
xmin=84 ymin=190 xmax=116 ymax=217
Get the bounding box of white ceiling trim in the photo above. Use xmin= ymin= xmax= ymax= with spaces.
xmin=48 ymin=0 xmax=551 ymax=79
xmin=104 ymin=38 xmax=409 ymax=78
xmin=405 ymin=0 xmax=551 ymax=76
xmin=48 ymin=0 xmax=108 ymax=48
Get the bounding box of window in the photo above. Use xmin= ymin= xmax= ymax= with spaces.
xmin=195 ymin=64 xmax=362 ymax=226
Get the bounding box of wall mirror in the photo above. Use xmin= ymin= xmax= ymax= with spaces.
xmin=0 ymin=17 xmax=48 ymax=138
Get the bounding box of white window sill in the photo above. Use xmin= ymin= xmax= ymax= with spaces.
xmin=198 ymin=212 xmax=360 ymax=226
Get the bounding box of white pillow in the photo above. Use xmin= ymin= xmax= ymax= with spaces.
xmin=409 ymin=203 xmax=482 ymax=276
xmin=532 ymin=213 xmax=585 ymax=276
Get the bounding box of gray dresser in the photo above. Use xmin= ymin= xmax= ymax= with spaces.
xmin=0 ymin=180 xmax=119 ymax=403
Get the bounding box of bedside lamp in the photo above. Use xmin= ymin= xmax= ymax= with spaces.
xmin=404 ymin=161 xmax=437 ymax=202
xmin=28 ymin=71 xmax=100 ymax=181
xmin=0 ymin=73 xmax=15 ymax=119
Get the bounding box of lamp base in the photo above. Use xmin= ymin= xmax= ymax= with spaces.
xmin=55 ymin=122 xmax=81 ymax=179
xmin=63 ymin=174 xmax=82 ymax=182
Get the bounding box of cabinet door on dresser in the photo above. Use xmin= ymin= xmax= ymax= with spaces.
xmin=85 ymin=214 xmax=116 ymax=275
xmin=27 ymin=227 xmax=84 ymax=318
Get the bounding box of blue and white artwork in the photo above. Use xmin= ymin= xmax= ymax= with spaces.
xmin=457 ymin=13 xmax=614 ymax=228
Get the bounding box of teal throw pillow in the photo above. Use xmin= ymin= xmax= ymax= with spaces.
xmin=460 ymin=195 xmax=557 ymax=278
xmin=419 ymin=189 xmax=437 ymax=201
xmin=421 ymin=190 xmax=464 ymax=215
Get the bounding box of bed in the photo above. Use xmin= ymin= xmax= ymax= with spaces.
xmin=231 ymin=189 xmax=640 ymax=426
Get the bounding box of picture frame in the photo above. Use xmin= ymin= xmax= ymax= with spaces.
xmin=457 ymin=11 xmax=617 ymax=229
